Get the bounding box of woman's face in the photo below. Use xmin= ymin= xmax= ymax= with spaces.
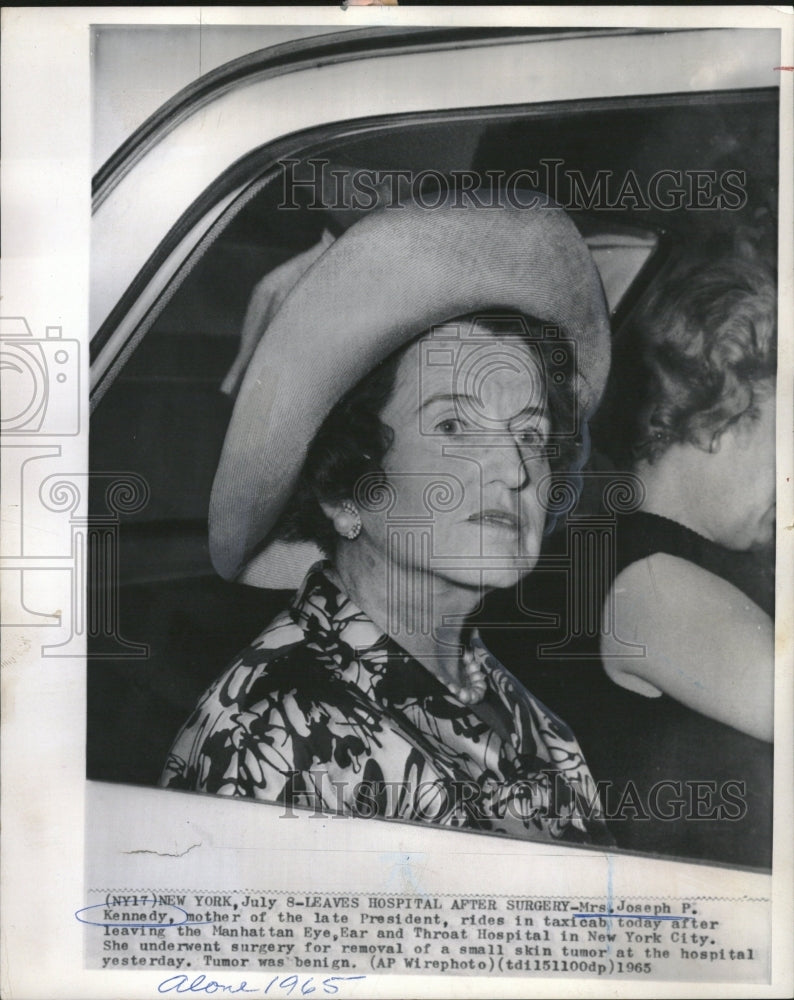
xmin=358 ymin=325 xmax=553 ymax=591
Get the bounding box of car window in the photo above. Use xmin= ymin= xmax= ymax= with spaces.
xmin=87 ymin=92 xmax=777 ymax=785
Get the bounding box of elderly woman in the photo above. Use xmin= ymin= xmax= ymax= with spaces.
xmin=509 ymin=248 xmax=775 ymax=866
xmin=160 ymin=201 xmax=613 ymax=845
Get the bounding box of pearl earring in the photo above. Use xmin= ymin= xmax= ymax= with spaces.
xmin=334 ymin=500 xmax=362 ymax=540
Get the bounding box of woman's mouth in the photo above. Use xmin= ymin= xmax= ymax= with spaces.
xmin=467 ymin=509 xmax=521 ymax=531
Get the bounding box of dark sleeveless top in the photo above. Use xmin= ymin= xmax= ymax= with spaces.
xmin=479 ymin=510 xmax=773 ymax=869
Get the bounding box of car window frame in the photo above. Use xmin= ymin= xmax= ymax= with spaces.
xmin=89 ymin=86 xmax=774 ymax=407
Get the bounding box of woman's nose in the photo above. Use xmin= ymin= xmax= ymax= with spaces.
xmin=481 ymin=435 xmax=531 ymax=492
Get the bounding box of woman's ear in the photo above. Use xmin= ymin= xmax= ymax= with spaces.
xmin=318 ymin=499 xmax=340 ymax=522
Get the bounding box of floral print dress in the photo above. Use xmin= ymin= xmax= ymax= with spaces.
xmin=161 ymin=565 xmax=609 ymax=845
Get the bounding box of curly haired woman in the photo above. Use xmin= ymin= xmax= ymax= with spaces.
xmin=601 ymin=251 xmax=775 ymax=742
xmin=510 ymin=247 xmax=776 ymax=866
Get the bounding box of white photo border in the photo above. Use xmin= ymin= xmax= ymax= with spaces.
xmin=1 ymin=6 xmax=792 ymax=999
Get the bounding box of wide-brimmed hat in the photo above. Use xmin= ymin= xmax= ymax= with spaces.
xmin=210 ymin=200 xmax=610 ymax=589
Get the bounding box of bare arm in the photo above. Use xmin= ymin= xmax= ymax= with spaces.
xmin=599 ymin=553 xmax=773 ymax=741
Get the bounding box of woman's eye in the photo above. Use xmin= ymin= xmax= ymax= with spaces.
xmin=436 ymin=418 xmax=464 ymax=435
xmin=517 ymin=428 xmax=546 ymax=447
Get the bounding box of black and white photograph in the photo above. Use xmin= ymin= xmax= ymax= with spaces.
xmin=2 ymin=6 xmax=793 ymax=999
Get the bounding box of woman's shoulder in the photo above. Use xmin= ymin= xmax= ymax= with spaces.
xmin=184 ymin=609 xmax=325 ymax=720
xmin=600 ymin=552 xmax=773 ymax=739
xmin=602 ymin=552 xmax=771 ymax=671
xmin=160 ymin=613 xmax=341 ymax=792
xmin=606 ymin=551 xmax=770 ymax=623
xmin=610 ymin=510 xmax=774 ymax=613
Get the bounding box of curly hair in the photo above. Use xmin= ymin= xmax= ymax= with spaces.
xmin=631 ymin=251 xmax=776 ymax=462
xmin=276 ymin=313 xmax=588 ymax=555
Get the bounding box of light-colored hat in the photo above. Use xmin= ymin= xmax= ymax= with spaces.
xmin=210 ymin=201 xmax=610 ymax=588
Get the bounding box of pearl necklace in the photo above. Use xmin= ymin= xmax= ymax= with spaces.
xmin=445 ymin=646 xmax=488 ymax=706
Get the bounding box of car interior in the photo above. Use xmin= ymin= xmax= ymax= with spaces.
xmin=88 ymin=90 xmax=778 ymax=792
